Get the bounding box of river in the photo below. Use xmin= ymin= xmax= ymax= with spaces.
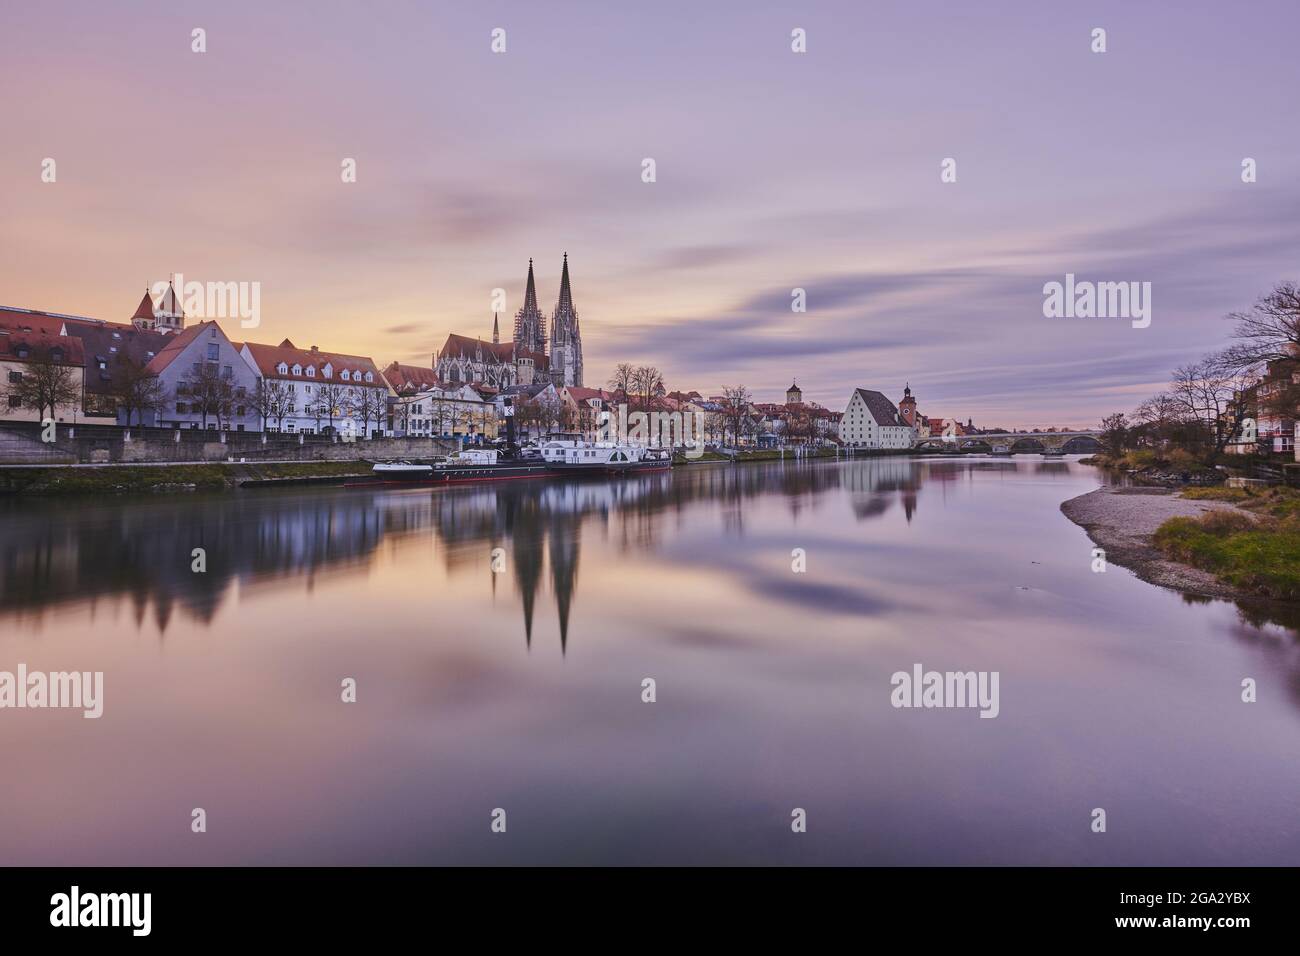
xmin=1 ymin=457 xmax=1296 ymax=864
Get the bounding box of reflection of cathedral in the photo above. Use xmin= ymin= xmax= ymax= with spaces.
xmin=1 ymin=458 xmax=938 ymax=647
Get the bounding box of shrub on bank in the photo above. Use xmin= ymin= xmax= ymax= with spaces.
xmin=1154 ymin=508 xmax=1300 ymax=601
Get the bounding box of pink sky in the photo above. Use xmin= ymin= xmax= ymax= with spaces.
xmin=2 ymin=0 xmax=1298 ymax=427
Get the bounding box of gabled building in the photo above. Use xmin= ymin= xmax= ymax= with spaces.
xmin=143 ymin=320 xmax=259 ymax=430
xmin=559 ymin=385 xmax=615 ymax=439
xmin=240 ymin=339 xmax=390 ymax=437
xmin=0 ymin=310 xmax=85 ymax=424
xmin=840 ymin=388 xmax=913 ymax=449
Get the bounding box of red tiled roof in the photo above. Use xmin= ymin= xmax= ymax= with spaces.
xmin=0 ymin=308 xmax=68 ymax=337
xmin=131 ymin=290 xmax=155 ymax=322
xmin=0 ymin=328 xmax=84 ymax=366
xmin=382 ymin=361 xmax=441 ymax=392
xmin=563 ymin=386 xmax=612 ymax=403
xmin=243 ymin=339 xmax=387 ymax=386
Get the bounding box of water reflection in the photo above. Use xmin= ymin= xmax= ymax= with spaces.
xmin=2 ymin=456 xmax=1296 ymax=648
xmin=1 ymin=457 xmax=930 ymax=644
xmin=2 ymin=456 xmax=1299 ymax=866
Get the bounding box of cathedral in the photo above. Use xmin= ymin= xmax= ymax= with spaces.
xmin=434 ymin=255 xmax=585 ymax=389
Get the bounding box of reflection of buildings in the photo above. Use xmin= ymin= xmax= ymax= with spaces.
xmin=0 ymin=457 xmax=945 ymax=649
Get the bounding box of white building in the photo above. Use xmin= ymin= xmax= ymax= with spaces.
xmin=240 ymin=339 xmax=390 ymax=437
xmin=393 ymin=382 xmax=497 ymax=440
xmin=840 ymin=388 xmax=914 ymax=449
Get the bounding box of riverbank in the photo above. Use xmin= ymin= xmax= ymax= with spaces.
xmin=0 ymin=446 xmax=898 ymax=496
xmin=0 ymin=461 xmax=375 ymax=495
xmin=1061 ymin=486 xmax=1247 ymax=601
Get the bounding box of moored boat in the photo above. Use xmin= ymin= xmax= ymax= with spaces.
xmin=542 ymin=440 xmax=673 ymax=476
xmin=346 ymin=448 xmax=551 ymax=488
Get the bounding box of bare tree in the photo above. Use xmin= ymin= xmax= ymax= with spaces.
xmin=1170 ymin=358 xmax=1246 ymax=456
xmin=6 ymin=347 xmax=81 ymax=421
xmin=1099 ymin=412 xmax=1130 ymax=455
xmin=632 ymin=365 xmax=664 ymax=412
xmin=352 ymin=386 xmax=386 ymax=438
xmin=719 ymin=385 xmax=752 ymax=447
xmin=253 ymin=377 xmax=290 ymax=432
xmin=1217 ymin=281 xmax=1300 ymax=376
xmin=182 ymin=363 xmax=228 ymax=429
xmin=607 ymin=363 xmax=636 ymax=401
xmin=316 ymin=382 xmax=345 ymax=434
xmin=1130 ymin=392 xmax=1184 ymax=448
xmin=113 ymin=356 xmax=165 ymax=427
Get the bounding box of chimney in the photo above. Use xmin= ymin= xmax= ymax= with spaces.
xmin=311 ymin=345 xmax=319 ymax=353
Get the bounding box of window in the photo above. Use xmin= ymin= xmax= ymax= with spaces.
xmin=176 ymin=403 xmax=188 ymax=413
xmin=365 ymin=372 xmax=373 ymax=382
xmin=207 ymin=344 xmax=220 ymax=361
xmin=277 ymin=363 xmax=288 ymax=375
xmin=7 ymin=395 xmax=20 ymax=408
xmin=306 ymin=366 xmax=315 ymax=378
xmin=292 ymin=364 xmax=302 ymax=376
xmin=7 ymin=371 xmax=20 ymax=384
xmin=222 ymin=365 xmax=233 ymax=380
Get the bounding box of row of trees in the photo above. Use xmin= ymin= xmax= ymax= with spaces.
xmin=1100 ymin=281 xmax=1300 ymax=458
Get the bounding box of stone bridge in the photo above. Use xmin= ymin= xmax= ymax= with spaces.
xmin=914 ymin=431 xmax=1103 ymax=454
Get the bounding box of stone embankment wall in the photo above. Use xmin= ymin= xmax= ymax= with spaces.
xmin=0 ymin=422 xmax=456 ymax=465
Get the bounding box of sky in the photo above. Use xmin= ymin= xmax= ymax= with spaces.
xmin=2 ymin=0 xmax=1298 ymax=428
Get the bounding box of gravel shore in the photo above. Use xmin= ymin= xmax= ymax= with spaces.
xmin=1060 ymin=485 xmax=1247 ymax=601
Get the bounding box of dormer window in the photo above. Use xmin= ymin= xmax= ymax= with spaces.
xmin=291 ymin=364 xmax=302 ymax=376
xmin=323 ymin=364 xmax=333 ymax=378
xmin=277 ymin=362 xmax=288 ymax=375
xmin=365 ymin=372 xmax=374 ymax=382
xmin=341 ymin=369 xmax=351 ymax=381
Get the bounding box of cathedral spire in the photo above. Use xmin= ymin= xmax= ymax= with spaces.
xmin=556 ymin=252 xmax=572 ymax=317
xmin=523 ymin=258 xmax=539 ymax=313
xmin=513 ymin=258 xmax=546 ymax=356
xmin=492 ymin=312 xmax=499 ymax=345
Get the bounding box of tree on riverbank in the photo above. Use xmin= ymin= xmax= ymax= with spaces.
xmin=1109 ymin=280 xmax=1296 ymax=462
xmin=5 ymin=349 xmax=81 ymax=422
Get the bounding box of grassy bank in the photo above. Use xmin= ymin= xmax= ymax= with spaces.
xmin=1153 ymin=487 xmax=1300 ymax=600
xmin=0 ymin=460 xmax=372 ymax=496
xmin=1083 ymin=448 xmax=1218 ymax=474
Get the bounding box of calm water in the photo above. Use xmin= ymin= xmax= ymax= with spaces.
xmin=1 ymin=457 xmax=1297 ymax=865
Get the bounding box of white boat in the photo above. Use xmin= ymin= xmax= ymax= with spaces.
xmin=542 ymin=440 xmax=672 ymax=475
xmin=370 ymin=461 xmax=434 ymax=480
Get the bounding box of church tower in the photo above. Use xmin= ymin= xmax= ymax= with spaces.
xmin=513 ymin=259 xmax=546 ymax=357
xmin=786 ymin=380 xmax=802 ymax=404
xmin=154 ymin=278 xmax=185 ymax=333
xmin=899 ymin=383 xmax=917 ymax=427
xmin=548 ymin=253 xmax=584 ymax=387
